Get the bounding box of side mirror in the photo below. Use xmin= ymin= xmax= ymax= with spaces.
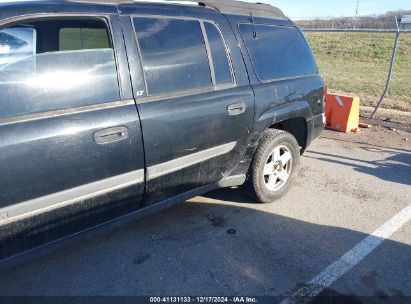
xmin=0 ymin=27 xmax=36 ymax=69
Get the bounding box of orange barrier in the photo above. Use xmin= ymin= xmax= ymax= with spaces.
xmin=325 ymin=93 xmax=360 ymax=133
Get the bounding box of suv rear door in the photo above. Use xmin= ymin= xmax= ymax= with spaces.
xmin=0 ymin=12 xmax=145 ymax=258
xmin=119 ymin=4 xmax=255 ymax=205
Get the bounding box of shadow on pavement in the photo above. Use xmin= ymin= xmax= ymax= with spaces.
xmin=0 ymin=188 xmax=409 ymax=303
xmin=305 ymin=146 xmax=411 ymax=186
xmin=319 ymin=133 xmax=411 ymax=153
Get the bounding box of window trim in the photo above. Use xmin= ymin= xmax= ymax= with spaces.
xmin=200 ymin=21 xmax=217 ymax=87
xmin=201 ymin=20 xmax=236 ymax=86
xmin=0 ymin=13 xmax=123 ymax=102
xmin=238 ymin=23 xmax=319 ymax=84
xmin=131 ymin=14 xmax=236 ymax=99
xmin=0 ymin=15 xmax=115 ymax=48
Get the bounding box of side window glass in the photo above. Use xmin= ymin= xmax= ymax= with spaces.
xmin=134 ymin=17 xmax=212 ymax=95
xmin=59 ymin=28 xmax=110 ymax=51
xmin=204 ymin=22 xmax=233 ymax=85
xmin=239 ymin=24 xmax=317 ymax=81
xmin=0 ymin=19 xmax=119 ymax=118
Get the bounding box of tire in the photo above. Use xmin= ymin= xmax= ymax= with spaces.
xmin=246 ymin=129 xmax=300 ymax=203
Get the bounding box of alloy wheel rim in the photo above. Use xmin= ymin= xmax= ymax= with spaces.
xmin=263 ymin=145 xmax=292 ymax=192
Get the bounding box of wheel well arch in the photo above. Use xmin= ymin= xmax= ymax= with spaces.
xmin=270 ymin=117 xmax=308 ymax=153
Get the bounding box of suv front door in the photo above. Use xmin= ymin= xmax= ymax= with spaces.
xmin=0 ymin=13 xmax=145 ymax=259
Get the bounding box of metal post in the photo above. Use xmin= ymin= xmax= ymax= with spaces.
xmin=371 ymin=17 xmax=401 ymax=119
xmin=354 ymin=0 xmax=360 ymax=29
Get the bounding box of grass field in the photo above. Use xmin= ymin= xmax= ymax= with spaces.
xmin=305 ymin=32 xmax=411 ymax=111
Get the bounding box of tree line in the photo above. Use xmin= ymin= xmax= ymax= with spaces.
xmin=296 ymin=10 xmax=411 ymax=29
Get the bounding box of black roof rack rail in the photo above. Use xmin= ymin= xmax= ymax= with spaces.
xmin=68 ymin=0 xmax=288 ymax=20
xmin=164 ymin=0 xmax=288 ymax=20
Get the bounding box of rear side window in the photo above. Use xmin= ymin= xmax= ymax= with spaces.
xmin=134 ymin=17 xmax=212 ymax=96
xmin=239 ymin=24 xmax=317 ymax=81
xmin=204 ymin=22 xmax=233 ymax=85
xmin=0 ymin=19 xmax=119 ymax=118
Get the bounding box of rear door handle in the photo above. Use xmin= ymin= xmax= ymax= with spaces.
xmin=227 ymin=102 xmax=246 ymax=116
xmin=93 ymin=126 xmax=129 ymax=144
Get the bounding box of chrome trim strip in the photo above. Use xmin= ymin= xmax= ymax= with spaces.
xmin=0 ymin=169 xmax=145 ymax=225
xmin=0 ymin=100 xmax=135 ymax=127
xmin=147 ymin=142 xmax=237 ymax=180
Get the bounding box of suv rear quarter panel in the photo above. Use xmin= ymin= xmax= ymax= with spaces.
xmin=226 ymin=15 xmax=324 ymax=148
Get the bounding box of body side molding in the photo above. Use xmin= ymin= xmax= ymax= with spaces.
xmin=147 ymin=142 xmax=237 ymax=180
xmin=0 ymin=170 xmax=145 ymax=225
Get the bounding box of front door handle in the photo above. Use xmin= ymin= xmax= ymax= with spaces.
xmin=93 ymin=126 xmax=129 ymax=144
xmin=227 ymin=102 xmax=246 ymax=116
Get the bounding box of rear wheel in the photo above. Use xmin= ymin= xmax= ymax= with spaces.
xmin=246 ymin=129 xmax=300 ymax=203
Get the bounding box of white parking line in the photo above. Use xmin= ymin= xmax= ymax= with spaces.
xmin=281 ymin=203 xmax=411 ymax=304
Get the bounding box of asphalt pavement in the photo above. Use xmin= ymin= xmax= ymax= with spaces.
xmin=0 ymin=131 xmax=410 ymax=303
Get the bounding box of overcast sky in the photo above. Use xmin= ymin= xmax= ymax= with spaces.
xmin=243 ymin=0 xmax=411 ymax=19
